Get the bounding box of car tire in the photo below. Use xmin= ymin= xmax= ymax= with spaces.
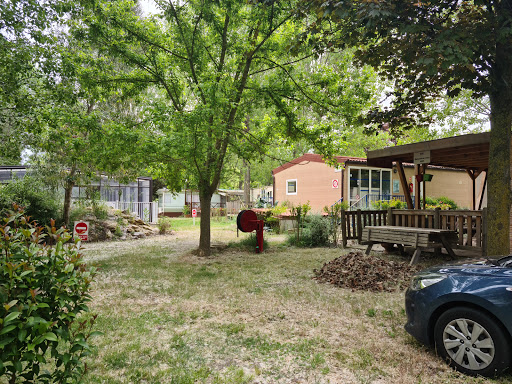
xmin=434 ymin=307 xmax=510 ymax=377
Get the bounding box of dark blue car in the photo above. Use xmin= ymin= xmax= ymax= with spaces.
xmin=405 ymin=256 xmax=512 ymax=377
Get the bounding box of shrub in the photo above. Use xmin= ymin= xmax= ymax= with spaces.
xmin=157 ymin=216 xmax=172 ymax=234
xmin=371 ymin=199 xmax=406 ymax=210
xmin=255 ymin=210 xmax=281 ymax=234
xmin=211 ymin=208 xmax=226 ymax=221
xmin=0 ymin=176 xmax=61 ymax=226
xmin=290 ymin=202 xmax=311 ymax=243
xmin=287 ymin=215 xmax=330 ymax=247
xmin=271 ymin=204 xmax=287 ymax=216
xmin=68 ymin=204 xmax=89 ymax=224
xmin=0 ymin=206 xmax=98 ymax=383
xmin=91 ymin=202 xmax=109 ymax=221
xmin=425 ymin=196 xmax=458 ymax=210
xmin=182 ymin=205 xmax=191 ymax=216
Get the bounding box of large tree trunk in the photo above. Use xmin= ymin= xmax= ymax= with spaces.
xmin=62 ymin=166 xmax=77 ymax=227
xmin=198 ymin=191 xmax=212 ymax=256
xmin=487 ymin=24 xmax=512 ymax=256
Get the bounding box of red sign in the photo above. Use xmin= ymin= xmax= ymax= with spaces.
xmin=191 ymin=209 xmax=197 ymax=217
xmin=74 ymin=221 xmax=89 ymax=241
xmin=332 ymin=179 xmax=339 ymax=189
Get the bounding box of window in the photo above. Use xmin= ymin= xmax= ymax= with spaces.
xmin=286 ymin=179 xmax=297 ymax=195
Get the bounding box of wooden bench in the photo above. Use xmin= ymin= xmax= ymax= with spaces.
xmin=361 ymin=226 xmax=458 ymax=265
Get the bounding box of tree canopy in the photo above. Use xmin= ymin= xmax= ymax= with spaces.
xmin=75 ymin=0 xmax=379 ymax=255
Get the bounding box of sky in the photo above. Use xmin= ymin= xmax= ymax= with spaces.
xmin=139 ymin=0 xmax=160 ymax=16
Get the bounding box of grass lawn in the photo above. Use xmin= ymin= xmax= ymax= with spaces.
xmin=79 ymin=218 xmax=511 ymax=383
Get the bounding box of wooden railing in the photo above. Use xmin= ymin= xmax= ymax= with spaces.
xmin=341 ymin=208 xmax=487 ymax=254
xmin=341 ymin=210 xmax=388 ymax=246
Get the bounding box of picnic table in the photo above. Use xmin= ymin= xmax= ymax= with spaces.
xmin=361 ymin=225 xmax=458 ymax=265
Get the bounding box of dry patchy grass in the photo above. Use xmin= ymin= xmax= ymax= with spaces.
xmin=79 ymin=221 xmax=510 ymax=384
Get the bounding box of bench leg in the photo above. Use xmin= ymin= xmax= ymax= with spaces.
xmin=365 ymin=243 xmax=373 ymax=255
xmin=410 ymin=248 xmax=422 ymax=266
xmin=440 ymin=235 xmax=457 ymax=260
xmin=397 ymin=244 xmax=406 ymax=257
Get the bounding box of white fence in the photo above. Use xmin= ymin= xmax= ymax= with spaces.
xmin=105 ymin=201 xmax=159 ymax=224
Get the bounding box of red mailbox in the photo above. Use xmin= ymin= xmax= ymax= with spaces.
xmin=236 ymin=210 xmax=264 ymax=253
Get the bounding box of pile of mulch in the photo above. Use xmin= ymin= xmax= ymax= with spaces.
xmin=313 ymin=251 xmax=422 ymax=292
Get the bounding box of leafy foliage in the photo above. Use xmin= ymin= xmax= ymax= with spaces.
xmin=157 ymin=216 xmax=172 ymax=234
xmin=287 ymin=214 xmax=330 ymax=248
xmin=0 ymin=206 xmax=98 ymax=383
xmin=74 ymin=0 xmax=376 ymax=255
xmin=425 ymin=196 xmax=458 ymax=210
xmin=0 ymin=176 xmax=62 ymax=227
xmin=371 ymin=199 xmax=406 ymax=210
xmin=323 ymin=201 xmax=347 ymax=245
xmin=300 ymin=1 xmax=510 ymax=133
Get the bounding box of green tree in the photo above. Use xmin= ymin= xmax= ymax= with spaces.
xmin=0 ymin=1 xmax=73 ymax=164
xmin=303 ymin=1 xmax=512 ymax=255
xmin=76 ymin=0 xmax=366 ymax=255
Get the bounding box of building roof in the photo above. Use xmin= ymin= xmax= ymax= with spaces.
xmin=366 ymin=132 xmax=490 ymax=171
xmin=272 ymin=154 xmax=366 ymax=175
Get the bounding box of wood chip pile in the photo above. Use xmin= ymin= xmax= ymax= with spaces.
xmin=313 ymin=251 xmax=422 ymax=292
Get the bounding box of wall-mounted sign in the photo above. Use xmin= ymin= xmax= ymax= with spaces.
xmin=414 ymin=150 xmax=431 ymax=164
xmin=332 ymin=179 xmax=339 ymax=189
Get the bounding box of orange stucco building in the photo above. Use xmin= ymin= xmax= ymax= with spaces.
xmin=272 ymin=154 xmax=481 ymax=213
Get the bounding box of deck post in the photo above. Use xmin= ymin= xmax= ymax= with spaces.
xmin=387 ymin=207 xmax=394 ymax=226
xmin=357 ymin=209 xmax=363 ymax=243
xmin=341 ymin=209 xmax=347 ymax=248
xmin=434 ymin=207 xmax=441 ymax=229
xmin=414 ymin=165 xmax=421 ymax=210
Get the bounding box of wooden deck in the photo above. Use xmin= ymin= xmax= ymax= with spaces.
xmin=341 ymin=208 xmax=486 ymax=256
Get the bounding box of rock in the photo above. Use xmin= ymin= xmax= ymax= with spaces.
xmin=132 ymin=232 xmax=146 ymax=238
xmin=105 ymin=229 xmax=113 ymax=240
xmin=103 ymin=220 xmax=117 ymax=231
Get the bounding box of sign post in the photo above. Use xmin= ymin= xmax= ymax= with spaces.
xmin=192 ymin=208 xmax=197 ymax=225
xmin=74 ymin=221 xmax=89 ymax=241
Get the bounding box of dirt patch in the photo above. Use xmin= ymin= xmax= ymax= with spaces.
xmin=313 ymin=251 xmax=422 ymax=292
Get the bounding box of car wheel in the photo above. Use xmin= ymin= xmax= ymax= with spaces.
xmin=434 ymin=307 xmax=510 ymax=377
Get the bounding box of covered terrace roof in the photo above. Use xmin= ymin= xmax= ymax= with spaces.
xmin=366 ymin=132 xmax=490 ymax=171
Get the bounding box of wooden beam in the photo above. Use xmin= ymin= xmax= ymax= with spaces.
xmin=414 ymin=165 xmax=420 ymax=210
xmin=478 ymin=170 xmax=488 ymax=210
xmin=367 ymin=132 xmax=490 ymax=167
xmin=467 ymin=170 xmax=476 ymax=210
xmin=422 ymin=164 xmax=427 ymax=210
xmin=397 ymin=161 xmax=413 ymax=209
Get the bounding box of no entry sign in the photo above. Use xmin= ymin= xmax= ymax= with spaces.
xmin=74 ymin=221 xmax=89 ymax=241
